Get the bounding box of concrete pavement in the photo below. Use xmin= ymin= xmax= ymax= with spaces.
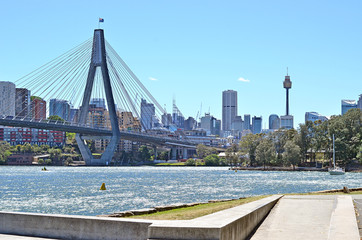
xmin=353 ymin=195 xmax=362 ymax=237
xmin=251 ymin=195 xmax=360 ymax=240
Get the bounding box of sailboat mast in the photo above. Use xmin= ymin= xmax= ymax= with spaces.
xmin=333 ymin=134 xmax=335 ymax=168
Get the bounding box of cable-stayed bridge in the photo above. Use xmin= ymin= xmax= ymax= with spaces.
xmin=1 ymin=29 xmax=197 ymax=165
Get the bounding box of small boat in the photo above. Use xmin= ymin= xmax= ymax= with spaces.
xmin=328 ymin=134 xmax=345 ymax=175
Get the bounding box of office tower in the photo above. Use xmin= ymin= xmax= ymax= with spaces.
xmin=252 ymin=116 xmax=262 ymax=134
xmin=172 ymin=99 xmax=185 ymax=129
xmin=184 ymin=116 xmax=196 ymax=131
xmin=305 ymin=112 xmax=328 ymax=123
xmin=49 ymin=99 xmax=70 ymax=121
xmin=222 ymin=90 xmax=237 ymax=131
xmin=69 ymin=108 xmax=79 ymax=123
xmin=162 ymin=113 xmax=173 ymax=127
xmin=269 ymin=114 xmax=280 ymax=130
xmin=90 ymin=98 xmax=106 ymax=110
xmin=0 ymin=81 xmax=16 ymax=117
xmin=341 ymin=100 xmax=357 ymax=115
xmin=15 ymin=88 xmax=31 ymax=118
xmin=200 ymin=113 xmax=212 ymax=132
xmin=141 ymin=99 xmax=155 ymax=131
xmin=280 ymin=115 xmax=294 ymax=129
xmin=231 ymin=116 xmax=243 ymax=132
xmin=243 ymin=114 xmax=251 ymax=130
xmin=212 ymin=119 xmax=221 ymax=136
xmin=31 ymin=97 xmax=46 ymax=120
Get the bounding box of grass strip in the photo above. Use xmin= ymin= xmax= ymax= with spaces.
xmin=128 ymin=195 xmax=268 ymax=220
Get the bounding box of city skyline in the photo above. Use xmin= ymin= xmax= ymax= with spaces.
xmin=1 ymin=1 xmax=362 ymax=127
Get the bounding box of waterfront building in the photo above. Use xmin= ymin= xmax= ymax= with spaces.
xmin=280 ymin=115 xmax=294 ymax=129
xmin=0 ymin=81 xmax=16 ymax=117
xmin=222 ymin=90 xmax=237 ymax=131
xmin=0 ymin=127 xmax=65 ymax=146
xmin=341 ymin=100 xmax=357 ymax=115
xmin=269 ymin=114 xmax=280 ymax=130
xmin=49 ymin=99 xmax=70 ymax=121
xmin=15 ymin=88 xmax=31 ymax=118
xmin=119 ymin=111 xmax=141 ymax=132
xmin=31 ymin=97 xmax=46 ymax=120
xmin=141 ymin=99 xmax=155 ymax=131
xmin=243 ymin=114 xmax=251 ymax=130
xmin=252 ymin=116 xmax=262 ymax=134
xmin=305 ymin=112 xmax=328 ymax=123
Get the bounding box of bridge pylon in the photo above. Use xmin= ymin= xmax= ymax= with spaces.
xmin=76 ymin=29 xmax=120 ymax=165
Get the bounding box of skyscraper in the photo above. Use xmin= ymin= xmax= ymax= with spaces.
xmin=15 ymin=88 xmax=31 ymax=118
xmin=222 ymin=90 xmax=237 ymax=131
xmin=269 ymin=114 xmax=280 ymax=130
xmin=252 ymin=116 xmax=262 ymax=134
xmin=141 ymin=99 xmax=155 ymax=131
xmin=243 ymin=114 xmax=251 ymax=130
xmin=341 ymin=100 xmax=357 ymax=115
xmin=358 ymin=95 xmax=362 ymax=110
xmin=49 ymin=99 xmax=70 ymax=121
xmin=305 ymin=112 xmax=328 ymax=123
xmin=0 ymin=81 xmax=15 ymax=117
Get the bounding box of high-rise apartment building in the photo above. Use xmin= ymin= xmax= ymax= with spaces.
xmin=341 ymin=100 xmax=357 ymax=115
xmin=15 ymin=88 xmax=31 ymax=118
xmin=222 ymin=90 xmax=237 ymax=131
xmin=49 ymin=99 xmax=70 ymax=121
xmin=31 ymin=97 xmax=46 ymax=120
xmin=252 ymin=116 xmax=262 ymax=134
xmin=269 ymin=114 xmax=280 ymax=130
xmin=141 ymin=99 xmax=155 ymax=131
xmin=0 ymin=81 xmax=16 ymax=117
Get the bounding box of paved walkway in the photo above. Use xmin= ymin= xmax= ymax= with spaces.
xmin=353 ymin=195 xmax=362 ymax=237
xmin=251 ymin=195 xmax=360 ymax=240
xmin=0 ymin=235 xmax=59 ymax=239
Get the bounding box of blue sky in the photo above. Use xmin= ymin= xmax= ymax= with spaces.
xmin=1 ymin=0 xmax=361 ymax=128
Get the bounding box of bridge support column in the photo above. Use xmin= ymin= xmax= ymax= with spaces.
xmin=183 ymin=148 xmax=188 ymax=160
xmin=171 ymin=147 xmax=177 ymax=160
xmin=153 ymin=146 xmax=158 ymax=160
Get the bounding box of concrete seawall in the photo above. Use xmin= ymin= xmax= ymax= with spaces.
xmin=0 ymin=195 xmax=282 ymax=240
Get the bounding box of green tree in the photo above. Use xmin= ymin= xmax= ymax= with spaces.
xmin=185 ymin=158 xmax=196 ymax=166
xmin=138 ymin=145 xmax=151 ymax=161
xmin=0 ymin=141 xmax=11 ymax=165
xmin=226 ymin=144 xmax=239 ymax=166
xmin=239 ymin=133 xmax=262 ymax=166
xmin=204 ymin=154 xmax=220 ymax=166
xmin=196 ymin=144 xmax=211 ymax=159
xmin=48 ymin=115 xmax=65 ymax=122
xmin=255 ymin=138 xmax=276 ymax=169
xmin=283 ymin=140 xmax=301 ymax=170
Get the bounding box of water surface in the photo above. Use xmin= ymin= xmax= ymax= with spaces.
xmin=0 ymin=166 xmax=360 ymax=216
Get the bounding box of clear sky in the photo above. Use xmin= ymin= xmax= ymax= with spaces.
xmin=1 ymin=0 xmax=361 ymax=128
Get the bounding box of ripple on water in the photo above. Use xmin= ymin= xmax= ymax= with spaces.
xmin=0 ymin=166 xmax=361 ymax=215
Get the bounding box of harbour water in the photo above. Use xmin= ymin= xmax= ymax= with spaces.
xmin=0 ymin=166 xmax=361 ymax=216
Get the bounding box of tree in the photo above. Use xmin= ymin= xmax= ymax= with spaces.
xmin=226 ymin=144 xmax=239 ymax=166
xmin=255 ymin=138 xmax=276 ymax=169
xmin=204 ymin=154 xmax=220 ymax=166
xmin=48 ymin=115 xmax=65 ymax=122
xmin=138 ymin=145 xmax=151 ymax=161
xmin=239 ymin=133 xmax=262 ymax=166
xmin=196 ymin=144 xmax=211 ymax=159
xmin=283 ymin=140 xmax=301 ymax=170
xmin=0 ymin=141 xmax=11 ymax=165
xmin=185 ymin=159 xmax=196 ymax=166
xmin=295 ymin=122 xmax=313 ymax=163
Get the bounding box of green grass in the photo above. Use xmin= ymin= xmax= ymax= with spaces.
xmin=155 ymin=162 xmax=185 ymax=166
xmin=127 ymin=195 xmax=268 ymax=220
xmin=123 ymin=189 xmax=362 ymax=220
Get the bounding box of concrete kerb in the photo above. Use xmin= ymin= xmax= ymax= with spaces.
xmin=147 ymin=195 xmax=283 ymax=240
xmin=0 ymin=211 xmax=157 ymax=240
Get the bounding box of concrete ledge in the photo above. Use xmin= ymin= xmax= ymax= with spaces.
xmin=148 ymin=195 xmax=283 ymax=240
xmin=0 ymin=211 xmax=156 ymax=240
xmin=328 ymin=196 xmax=360 ymax=240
